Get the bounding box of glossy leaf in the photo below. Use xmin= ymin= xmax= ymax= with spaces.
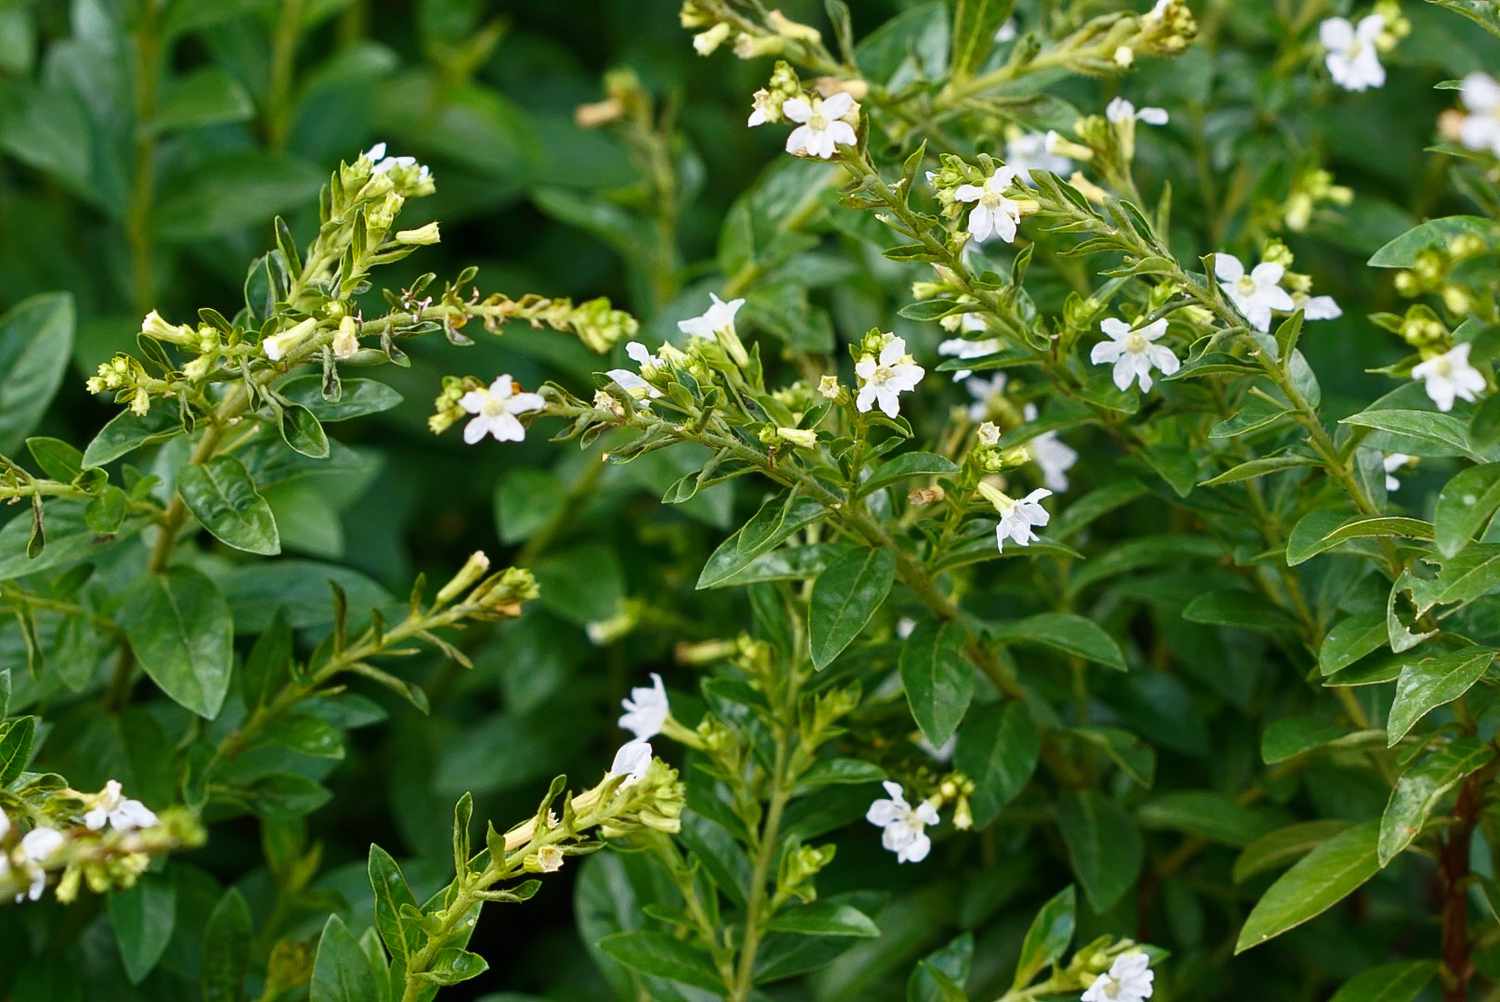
xmin=900 ymin=620 xmax=975 ymax=747
xmin=1235 ymin=821 xmax=1380 ymax=953
xmin=178 ymin=455 xmax=281 ymax=555
xmin=122 ymin=566 xmax=234 ymax=719
xmin=808 ymin=546 xmax=896 ymax=669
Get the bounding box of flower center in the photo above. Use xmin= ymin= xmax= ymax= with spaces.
xmin=1236 ymin=275 xmax=1257 ymax=295
xmin=981 ymin=190 xmax=1005 ymax=209
xmin=1104 ymin=977 xmax=1122 ymax=999
xmin=1433 ymin=358 xmax=1452 ymax=377
xmin=482 ymin=394 xmax=508 ymax=417
xmin=873 ymin=364 xmax=895 ymax=383
xmin=1124 ymin=332 xmax=1148 ymax=353
xmin=810 ymin=112 xmax=829 ymax=130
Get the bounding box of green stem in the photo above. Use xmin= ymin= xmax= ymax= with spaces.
xmin=266 ymin=0 xmax=305 ymax=151
xmin=127 ymin=0 xmax=162 ymax=315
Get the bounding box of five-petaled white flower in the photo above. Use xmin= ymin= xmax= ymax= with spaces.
xmin=619 ymin=673 xmax=670 ymax=740
xmin=965 ymin=374 xmax=1008 ymax=421
xmin=1106 ymin=98 xmax=1169 ymax=126
xmin=606 ymin=342 xmax=665 ymax=405
xmin=955 ymin=167 xmax=1024 ymax=243
xmin=83 ymin=780 xmax=158 ymax=833
xmin=1081 ymin=952 xmax=1155 ymax=1002
xmin=1214 ymin=254 xmax=1295 ymax=332
xmin=678 ymin=293 xmax=745 ymax=340
xmin=1412 ymin=343 xmax=1486 ymax=412
xmin=1458 ymin=73 xmax=1500 ymax=156
xmin=855 ymin=337 xmax=926 ymax=417
xmin=782 ymin=92 xmax=858 ymax=159
xmin=459 ymin=375 xmax=545 ymax=445
xmin=1024 ymin=404 xmax=1079 ymax=492
xmin=865 ymin=781 xmax=939 ymax=863
xmin=981 ymin=483 xmax=1052 ymax=550
xmin=1320 ymin=15 xmax=1386 ymax=92
xmin=1005 ymin=132 xmax=1071 ymax=185
xmin=608 ymin=740 xmax=653 ymax=787
xmin=939 ymin=326 xmax=1001 ymax=382
xmin=1383 ymin=453 xmax=1411 ymax=492
xmin=1091 ymin=318 xmax=1180 ymax=393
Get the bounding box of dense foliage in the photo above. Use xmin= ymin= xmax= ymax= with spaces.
xmin=4 ymin=0 xmax=1500 ymax=1000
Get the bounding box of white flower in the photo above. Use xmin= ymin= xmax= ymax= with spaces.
xmin=619 ymin=673 xmax=670 ymax=740
xmin=459 ymin=375 xmax=546 ymax=444
xmin=954 ymin=167 xmax=1023 ymax=243
xmin=1023 ymin=403 xmax=1078 ymax=492
xmin=678 ymin=293 xmax=745 ymax=340
xmin=18 ymin=826 xmax=63 ymax=902
xmin=1412 ymin=343 xmax=1486 ymax=412
xmin=262 ymin=317 xmax=317 ymax=362
xmin=1299 ymin=294 xmax=1342 ymax=320
xmin=782 ymin=92 xmax=858 ymax=159
xmin=606 ymin=342 xmax=665 ymax=405
xmin=855 ymin=336 xmax=926 ymax=417
xmin=608 ymin=740 xmax=653 ymax=787
xmin=1005 ymin=132 xmax=1071 ymax=185
xmin=865 ymin=781 xmax=939 ymax=864
xmin=1458 ymin=73 xmax=1500 ymax=156
xmin=938 ymin=333 xmax=1001 ymax=382
xmin=965 ymin=374 xmax=1008 ymax=421
xmin=332 ymin=316 xmax=360 ymax=359
xmin=534 ymin=845 xmax=565 ymax=872
xmin=1320 ymin=15 xmax=1386 ymax=92
xmin=83 ymin=780 xmax=159 ymax=833
xmin=362 ymin=141 xmax=387 ymax=162
xmin=983 ymin=484 xmax=1052 ymax=550
xmin=995 ymin=18 xmax=1017 ymax=42
xmin=896 ymin=617 xmax=917 ymax=639
xmin=1383 ymin=453 xmax=1411 ymax=492
xmin=1144 ymin=0 xmax=1172 ymax=20
xmin=1214 ymin=254 xmax=1295 ymax=332
xmin=1082 ymin=952 xmax=1154 ymax=1002
xmin=976 ymin=421 xmax=1001 ymax=446
xmin=747 ymin=89 xmax=775 ymax=127
xmin=1106 ymin=97 xmax=1169 ymax=126
xmin=1090 ymin=317 xmax=1179 ymax=392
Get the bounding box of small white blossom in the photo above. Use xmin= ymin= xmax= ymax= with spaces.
xmin=995 ymin=18 xmax=1017 ymax=42
xmin=18 ymin=826 xmax=64 ymax=902
xmin=1299 ymin=294 xmax=1343 ymax=320
xmin=1023 ymin=403 xmax=1078 ymax=492
xmin=1113 ymin=45 xmax=1135 ymax=67
xmin=865 ymin=781 xmax=939 ymax=863
xmin=981 ymin=483 xmax=1052 ymax=550
xmin=534 ymin=845 xmax=565 ymax=872
xmin=1412 ymin=343 xmax=1486 ymax=412
xmin=1106 ymin=97 xmax=1169 ymax=126
xmin=678 ymin=293 xmax=745 ymax=340
xmin=1457 ymin=73 xmax=1500 ymax=156
xmin=1383 ymin=453 xmax=1411 ymax=492
xmin=955 ymin=167 xmax=1023 ymax=243
xmin=896 ymin=617 xmax=917 ymax=639
xmin=938 ymin=331 xmax=1001 ymax=382
xmin=1090 ymin=317 xmax=1179 ymax=392
xmin=855 ymin=336 xmax=925 ymax=417
xmin=83 ymin=780 xmax=158 ymax=833
xmin=965 ymin=374 xmax=1008 ymax=421
xmin=1214 ymin=254 xmax=1295 ymax=332
xmin=619 ymin=673 xmax=670 ymax=740
xmin=747 ymin=89 xmax=775 ymax=127
xmin=608 ymin=740 xmax=653 ymax=787
xmin=606 ymin=342 xmax=665 ymax=405
xmin=976 ymin=421 xmax=1001 ymax=446
xmin=362 ymin=141 xmax=387 ymax=163
xmin=1005 ymin=132 xmax=1071 ymax=185
xmin=1082 ymin=952 xmax=1154 ymax=1002
xmin=1320 ymin=15 xmax=1386 ymax=92
xmin=459 ymin=375 xmax=545 ymax=445
xmin=782 ymin=92 xmax=858 ymax=159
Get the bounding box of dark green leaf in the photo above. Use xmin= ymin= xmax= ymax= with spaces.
xmin=108 ymin=874 xmax=176 ymax=985
xmin=1057 ymin=790 xmax=1143 ymax=913
xmin=1235 ymin=821 xmax=1380 ymax=953
xmin=311 ymin=914 xmax=380 ymax=1002
xmin=178 ymin=455 xmax=280 ymax=555
xmin=1012 ymin=885 xmax=1074 ymax=990
xmin=808 ymin=546 xmax=896 ymax=670
xmin=122 ymin=566 xmax=234 ymax=718
xmin=900 ymin=620 xmax=976 ymax=747
xmin=956 ymin=702 xmax=1039 ymax=827
xmin=0 ymin=292 xmax=73 ymax=454
xmin=989 ymin=613 xmax=1127 ymax=670
xmin=1378 ymin=736 xmax=1494 ymax=865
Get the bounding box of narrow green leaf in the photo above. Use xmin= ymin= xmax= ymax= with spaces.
xmin=597 ymin=931 xmax=724 ymax=991
xmin=1057 ymin=791 xmax=1143 ymax=913
xmin=311 ymin=914 xmax=380 ymax=1002
xmin=1233 ymin=820 xmax=1353 ymax=883
xmin=1328 ymin=961 xmax=1439 ymax=1002
xmin=989 ymin=612 xmax=1127 ymax=670
xmin=808 ymin=546 xmax=896 ymax=669
xmin=1234 ymin=821 xmax=1380 ymax=953
xmin=767 ymin=901 xmax=881 ymax=937
xmin=1012 ymin=885 xmax=1075 ymax=990
xmin=1378 ymin=736 xmax=1494 ymax=865
xmin=1387 ymin=648 xmax=1495 ymax=746
xmin=858 ymin=451 xmax=959 ymax=496
xmin=1435 ymin=463 xmax=1500 ymax=558
xmin=900 ymin=621 xmax=976 ymax=747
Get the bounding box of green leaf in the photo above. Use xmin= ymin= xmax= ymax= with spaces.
xmin=26 ymin=436 xmax=83 ymax=481
xmin=108 ymin=873 xmax=176 ymax=985
xmin=1261 ymin=715 xmax=1350 ymax=763
xmin=0 ymin=715 xmax=37 ymax=785
xmin=1328 ymin=961 xmax=1439 ymax=1002
xmin=82 ymin=404 xmax=183 ymax=468
xmin=858 ymin=451 xmax=959 ymax=496
xmin=155 ymin=152 xmax=326 ymax=241
xmin=1368 ymin=215 xmax=1498 ymax=267
xmin=153 ymin=67 xmax=254 ymax=133
xmin=1319 ymin=613 xmax=1389 ymax=676
xmin=1233 ymin=820 xmax=1353 ymax=883
xmin=697 ymin=495 xmax=826 ymax=589
xmin=1378 ymin=736 xmax=1494 ymax=865
xmin=767 ymin=901 xmax=881 ymax=937
xmin=123 ymin=566 xmax=234 ymax=719
xmin=989 ymin=612 xmax=1127 ymax=670
xmin=956 ymin=701 xmax=1039 ymax=827
xmin=0 ymin=292 xmax=73 ymax=454
xmin=1340 ymin=409 xmax=1482 ymax=461
xmin=900 ymin=620 xmax=976 ymax=747
xmin=311 ymin=914 xmax=380 ymax=1002
xmin=0 ymin=502 xmax=143 ymax=583
xmin=279 ymin=403 xmax=331 ymax=459
xmin=1435 ymin=462 xmax=1500 ymax=558
xmin=1137 ymin=791 xmax=1280 ymax=846
xmin=415 ymin=949 xmax=489 ymax=986
xmin=201 ymin=888 xmax=252 ymax=1002
xmin=178 ymin=456 xmax=281 ymax=556
xmin=1406 ymin=545 xmax=1500 ymax=615
xmin=1183 ymin=589 xmax=1301 ymax=632
xmin=368 ymin=845 xmax=420 ymax=963
xmin=949 ymin=0 xmax=1014 ymax=78
xmin=1199 ymin=454 xmax=1318 ymax=486
xmin=808 ymin=546 xmax=896 ymax=669
xmin=1012 ymin=885 xmax=1074 ymax=990
xmin=597 ymin=931 xmax=724 ymax=992
xmin=279 ymin=376 xmax=404 ymax=422
xmin=1057 ymin=790 xmax=1143 ymax=912
xmin=1386 ymin=647 xmax=1495 ymax=746
xmin=1234 ymin=821 xmax=1380 ymax=953
xmin=908 ymin=933 xmax=973 ymax=1002
xmin=1297 ymin=516 xmax=1434 ymax=565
